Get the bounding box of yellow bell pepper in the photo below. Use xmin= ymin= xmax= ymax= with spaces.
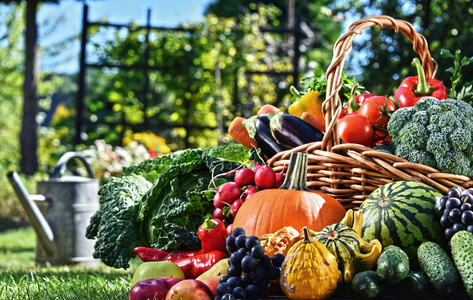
xmin=288 ymin=90 xmax=325 ymax=127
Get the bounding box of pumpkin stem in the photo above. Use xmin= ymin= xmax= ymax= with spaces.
xmin=302 ymin=227 xmax=313 ymax=244
xmin=279 ymin=152 xmax=310 ymax=191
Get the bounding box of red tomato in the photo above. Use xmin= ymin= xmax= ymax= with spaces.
xmin=357 ymin=96 xmax=397 ymax=129
xmin=356 ymin=93 xmax=376 ymax=105
xmin=338 ymin=113 xmax=376 ymax=147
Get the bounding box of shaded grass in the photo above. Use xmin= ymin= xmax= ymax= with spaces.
xmin=0 ymin=226 xmax=139 ymax=299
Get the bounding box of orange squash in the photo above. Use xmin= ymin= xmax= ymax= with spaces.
xmin=233 ymin=152 xmax=346 ymax=237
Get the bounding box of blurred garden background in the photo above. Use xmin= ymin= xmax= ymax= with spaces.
xmin=1 ymin=0 xmax=473 ymax=228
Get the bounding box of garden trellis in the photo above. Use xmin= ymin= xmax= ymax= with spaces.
xmin=74 ymin=4 xmax=312 ymax=149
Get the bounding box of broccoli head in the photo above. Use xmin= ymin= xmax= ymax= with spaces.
xmin=388 ymin=96 xmax=473 ymax=178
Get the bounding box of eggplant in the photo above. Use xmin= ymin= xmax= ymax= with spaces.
xmin=269 ymin=113 xmax=324 ymax=148
xmin=243 ymin=115 xmax=289 ymax=158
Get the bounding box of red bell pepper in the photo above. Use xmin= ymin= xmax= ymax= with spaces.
xmin=197 ymin=218 xmax=227 ymax=253
xmin=394 ymin=57 xmax=447 ymax=107
xmin=134 ymin=247 xmax=202 ymax=262
xmin=173 ymin=250 xmax=228 ymax=279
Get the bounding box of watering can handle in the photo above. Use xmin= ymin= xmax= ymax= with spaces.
xmin=49 ymin=151 xmax=95 ymax=179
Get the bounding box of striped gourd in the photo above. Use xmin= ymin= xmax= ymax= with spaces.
xmin=359 ymin=181 xmax=446 ymax=265
xmin=315 ymin=223 xmax=382 ymax=283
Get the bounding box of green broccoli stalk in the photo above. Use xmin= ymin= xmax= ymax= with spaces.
xmin=388 ymin=97 xmax=473 ymax=178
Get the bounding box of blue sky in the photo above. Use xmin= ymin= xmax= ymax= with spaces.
xmin=38 ymin=0 xmax=213 ymax=73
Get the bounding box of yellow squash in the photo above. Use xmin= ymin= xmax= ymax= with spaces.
xmin=280 ymin=227 xmax=339 ymax=299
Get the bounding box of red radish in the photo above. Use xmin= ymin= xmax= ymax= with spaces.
xmin=217 ymin=182 xmax=241 ymax=204
xmin=213 ymin=207 xmax=227 ymax=220
xmin=251 ymin=164 xmax=264 ymax=173
xmin=254 ymin=166 xmax=276 ymax=189
xmin=213 ymin=193 xmax=225 ymax=209
xmin=230 ymin=199 xmax=244 ymax=217
xmin=272 ymin=171 xmax=285 ymax=188
xmin=226 ymin=223 xmax=233 ymax=237
xmin=243 ymin=186 xmax=259 ymax=200
xmin=234 ymin=168 xmax=255 ymax=187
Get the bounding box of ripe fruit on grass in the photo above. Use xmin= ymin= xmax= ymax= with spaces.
xmin=233 ymin=152 xmax=346 ymax=237
xmin=359 ymin=181 xmax=445 ymax=266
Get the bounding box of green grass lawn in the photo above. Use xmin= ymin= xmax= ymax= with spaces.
xmin=0 ymin=226 xmax=139 ymax=299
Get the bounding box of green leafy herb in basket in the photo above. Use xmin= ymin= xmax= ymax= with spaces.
xmin=440 ymin=48 xmax=473 ymax=105
xmin=290 ymin=66 xmax=365 ymax=106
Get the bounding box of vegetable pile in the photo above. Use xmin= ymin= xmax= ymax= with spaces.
xmin=86 ymin=144 xmax=257 ymax=269
xmin=87 ymin=45 xmax=473 ymax=300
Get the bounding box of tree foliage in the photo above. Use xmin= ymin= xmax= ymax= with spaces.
xmin=337 ymin=0 xmax=473 ymax=95
xmin=76 ymin=5 xmax=297 ymax=150
xmin=205 ymin=0 xmax=345 ymax=76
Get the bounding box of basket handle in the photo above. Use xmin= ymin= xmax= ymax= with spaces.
xmin=321 ymin=15 xmax=438 ymax=151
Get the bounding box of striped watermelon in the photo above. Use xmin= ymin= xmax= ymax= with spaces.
xmin=359 ymin=181 xmax=446 ymax=265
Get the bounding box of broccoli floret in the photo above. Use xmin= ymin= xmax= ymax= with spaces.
xmin=393 ymin=141 xmax=436 ymax=168
xmin=388 ymin=107 xmax=415 ymax=138
xmin=398 ymin=122 xmax=427 ymax=149
xmin=414 ymin=97 xmax=439 ymax=111
xmin=412 ymin=111 xmax=430 ymax=126
xmin=426 ymin=132 xmax=450 ymax=156
xmin=388 ymin=97 xmax=473 ymax=178
xmin=410 ymin=149 xmax=437 ymax=168
xmin=450 ymin=127 xmax=472 ymax=151
xmin=435 ymin=151 xmax=473 ymax=177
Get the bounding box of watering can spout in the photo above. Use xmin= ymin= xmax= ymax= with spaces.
xmin=7 ymin=171 xmax=58 ymax=258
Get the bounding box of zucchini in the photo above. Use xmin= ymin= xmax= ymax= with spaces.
xmin=351 ymin=270 xmax=383 ymax=300
xmin=451 ymin=230 xmax=473 ymax=299
xmin=417 ymin=241 xmax=459 ymax=296
xmin=376 ymin=245 xmax=409 ymax=284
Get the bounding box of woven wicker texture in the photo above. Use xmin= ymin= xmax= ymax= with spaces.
xmin=267 ymin=15 xmax=473 ymax=209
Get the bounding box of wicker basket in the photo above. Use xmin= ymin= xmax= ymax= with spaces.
xmin=267 ymin=15 xmax=473 ymax=210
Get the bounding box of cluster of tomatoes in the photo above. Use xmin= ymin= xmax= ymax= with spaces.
xmin=338 ymin=93 xmax=398 ymax=147
xmin=212 ymin=164 xmax=284 ymax=234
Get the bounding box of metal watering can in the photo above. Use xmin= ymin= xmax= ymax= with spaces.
xmin=8 ymin=152 xmax=100 ymax=267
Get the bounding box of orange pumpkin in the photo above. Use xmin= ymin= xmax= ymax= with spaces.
xmin=233 ymin=152 xmax=346 ymax=237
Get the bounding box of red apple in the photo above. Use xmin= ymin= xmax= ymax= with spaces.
xmin=129 ymin=278 xmax=170 ymax=300
xmin=199 ymin=276 xmax=222 ymax=297
xmin=165 ymin=279 xmax=213 ymax=300
xmin=160 ymin=277 xmax=182 ymax=287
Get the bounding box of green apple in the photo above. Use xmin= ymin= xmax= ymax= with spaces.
xmin=131 ymin=261 xmax=185 ymax=286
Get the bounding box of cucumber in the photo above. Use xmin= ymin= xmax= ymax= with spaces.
xmin=451 ymin=230 xmax=473 ymax=299
xmin=351 ymin=270 xmax=383 ymax=300
xmin=417 ymin=241 xmax=459 ymax=296
xmin=376 ymin=245 xmax=409 ymax=284
xmin=401 ymin=271 xmax=430 ymax=299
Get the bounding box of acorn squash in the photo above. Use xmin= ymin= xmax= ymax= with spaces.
xmin=314 ymin=210 xmax=382 ymax=283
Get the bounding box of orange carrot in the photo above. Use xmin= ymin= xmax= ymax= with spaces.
xmin=300 ymin=112 xmax=326 ymax=133
xmin=257 ymin=104 xmax=282 ymax=116
xmin=228 ymin=117 xmax=257 ymax=149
